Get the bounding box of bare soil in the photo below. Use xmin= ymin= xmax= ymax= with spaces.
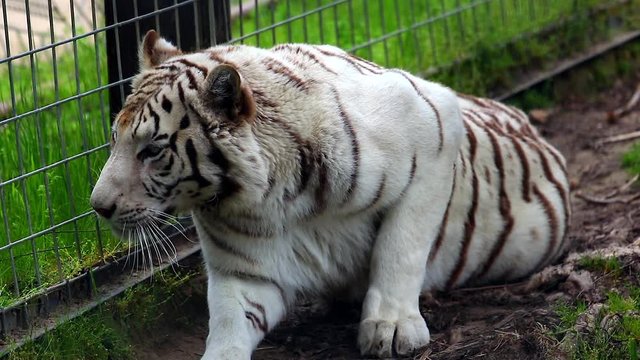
xmin=133 ymin=73 xmax=640 ymax=360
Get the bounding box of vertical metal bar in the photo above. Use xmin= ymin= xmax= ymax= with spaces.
xmin=220 ymin=0 xmax=231 ymax=44
xmin=439 ymin=0 xmax=451 ymax=47
xmin=407 ymin=0 xmax=423 ymax=69
xmin=133 ymin=0 xmax=141 ymax=45
xmin=174 ymin=0 xmax=182 ymax=48
xmin=424 ymin=0 xmax=437 ymax=66
xmin=0 ymin=177 xmax=19 ymax=297
xmin=254 ymin=0 xmax=260 ymax=46
xmin=111 ymin=0 xmax=126 ymax=107
xmin=378 ymin=0 xmax=389 ymax=66
xmin=392 ymin=0 xmax=404 ymax=59
xmin=529 ymin=0 xmax=535 ymax=21
xmin=26 ymin=0 xmax=64 ymax=285
xmin=90 ymin=0 xmax=109 ymax=265
xmin=332 ymin=1 xmax=340 ymax=47
xmin=71 ymin=0 xmax=104 ymax=261
xmin=347 ymin=0 xmax=356 ymax=49
xmin=238 ymin=0 xmax=245 ymax=44
xmin=270 ymin=0 xmax=276 ymax=45
xmin=194 ymin=0 xmax=201 ymax=49
xmin=208 ymin=0 xmax=216 ymax=44
xmin=470 ymin=0 xmax=479 ymax=41
xmin=301 ymin=0 xmax=308 ymax=43
xmin=285 ymin=0 xmax=292 ymax=42
xmin=91 ymin=0 xmax=109 ymax=143
xmin=454 ymin=0 xmax=466 ymax=43
xmin=51 ymin=0 xmax=83 ymax=262
xmin=1 ymin=0 xmax=22 ymax=299
xmin=154 ymin=0 xmax=161 ymax=32
xmin=485 ymin=0 xmax=493 ymax=34
xmin=317 ymin=0 xmax=324 ymax=44
xmin=21 ymin=0 xmax=42 ymax=289
xmin=363 ymin=0 xmax=373 ymax=59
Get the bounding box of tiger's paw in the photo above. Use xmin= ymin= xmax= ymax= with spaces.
xmin=358 ymin=313 xmax=430 ymax=358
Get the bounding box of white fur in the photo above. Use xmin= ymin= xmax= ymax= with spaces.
xmin=91 ymin=37 xmax=570 ymax=359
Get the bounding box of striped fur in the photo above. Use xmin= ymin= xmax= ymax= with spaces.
xmin=90 ymin=30 xmax=570 ymax=359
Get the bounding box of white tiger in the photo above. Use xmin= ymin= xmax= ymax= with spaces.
xmin=90 ymin=30 xmax=570 ymax=359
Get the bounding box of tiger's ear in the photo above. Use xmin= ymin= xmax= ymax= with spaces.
xmin=202 ymin=64 xmax=255 ymax=121
xmin=139 ymin=30 xmax=182 ymax=70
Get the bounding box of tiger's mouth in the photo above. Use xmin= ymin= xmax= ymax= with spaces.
xmin=104 ymin=207 xmax=179 ymax=238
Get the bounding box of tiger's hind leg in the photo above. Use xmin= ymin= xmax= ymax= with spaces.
xmin=358 ymin=158 xmax=455 ymax=357
xmin=201 ymin=271 xmax=287 ymax=360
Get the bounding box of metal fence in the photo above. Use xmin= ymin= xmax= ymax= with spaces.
xmin=0 ymin=0 xmax=634 ymax=348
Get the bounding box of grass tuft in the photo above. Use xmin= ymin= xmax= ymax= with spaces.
xmin=5 ymin=270 xmax=201 ymax=360
xmin=555 ymin=288 xmax=640 ymax=359
xmin=578 ymin=255 xmax=623 ymax=278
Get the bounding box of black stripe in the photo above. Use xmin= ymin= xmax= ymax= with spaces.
xmin=169 ymin=132 xmax=178 ymax=152
xmin=531 ymin=185 xmax=559 ymax=272
xmin=334 ymin=92 xmax=360 ymax=204
xmin=177 ymin=82 xmax=186 ymax=103
xmin=428 ymin=164 xmax=457 ymax=263
xmin=183 ymin=138 xmax=212 ymax=188
xmin=179 ymin=115 xmax=190 ymax=129
xmin=185 ymin=69 xmax=198 ymax=90
xmin=364 ymin=174 xmax=386 ymax=211
xmin=175 ymin=58 xmax=209 ymax=76
xmin=261 ymin=57 xmax=309 ymax=91
xmin=147 ymin=103 xmax=161 ymax=139
xmin=208 ymin=232 xmax=257 ymax=264
xmin=273 ymin=44 xmax=339 ymax=75
xmin=161 ymin=96 xmax=173 ymax=113
xmin=474 ymin=118 xmax=515 ymax=279
xmin=446 ymin=122 xmax=479 ymax=289
xmin=399 ymin=153 xmax=418 ymax=197
xmin=212 ymin=266 xmax=286 ymax=304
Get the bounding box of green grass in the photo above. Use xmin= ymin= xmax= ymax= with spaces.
xmin=555 ymin=289 xmax=640 ymax=359
xmin=578 ymin=255 xmax=624 ymax=278
xmin=0 ymin=35 xmax=123 ymax=306
xmin=231 ymin=0 xmax=603 ymax=79
xmin=5 ymin=270 xmax=201 ymax=360
xmin=623 ymin=143 xmax=640 ymax=176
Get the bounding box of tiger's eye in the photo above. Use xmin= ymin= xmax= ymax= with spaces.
xmin=137 ymin=144 xmax=164 ymax=161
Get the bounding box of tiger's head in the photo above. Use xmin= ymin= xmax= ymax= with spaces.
xmin=90 ymin=30 xmax=268 ymax=234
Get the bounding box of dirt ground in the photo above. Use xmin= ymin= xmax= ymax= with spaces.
xmin=134 ymin=73 xmax=640 ymax=360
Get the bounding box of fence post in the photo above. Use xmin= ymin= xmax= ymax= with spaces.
xmin=105 ymin=0 xmax=231 ymax=117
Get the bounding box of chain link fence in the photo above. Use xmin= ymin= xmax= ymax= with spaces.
xmin=0 ymin=0 xmax=635 ymax=349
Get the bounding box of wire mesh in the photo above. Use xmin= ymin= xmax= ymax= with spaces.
xmin=0 ymin=0 xmax=628 ymax=340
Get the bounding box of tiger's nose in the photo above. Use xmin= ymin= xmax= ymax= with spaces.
xmin=93 ymin=204 xmax=117 ymax=219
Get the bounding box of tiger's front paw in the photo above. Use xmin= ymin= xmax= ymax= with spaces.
xmin=358 ymin=314 xmax=430 ymax=357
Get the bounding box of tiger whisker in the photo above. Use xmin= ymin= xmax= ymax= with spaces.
xmin=150 ymin=215 xmax=190 ymax=241
xmin=150 ymin=220 xmax=178 ymax=262
xmin=146 ymin=222 xmax=164 ymax=270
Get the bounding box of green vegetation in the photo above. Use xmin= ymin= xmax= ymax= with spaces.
xmin=5 ymin=270 xmax=202 ymax=360
xmin=623 ymin=143 xmax=640 ymax=176
xmin=578 ymin=255 xmax=623 ymax=278
xmin=0 ymin=36 xmax=122 ymax=306
xmin=556 ymin=289 xmax=640 ymax=359
xmin=231 ymin=0 xmax=608 ymax=95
